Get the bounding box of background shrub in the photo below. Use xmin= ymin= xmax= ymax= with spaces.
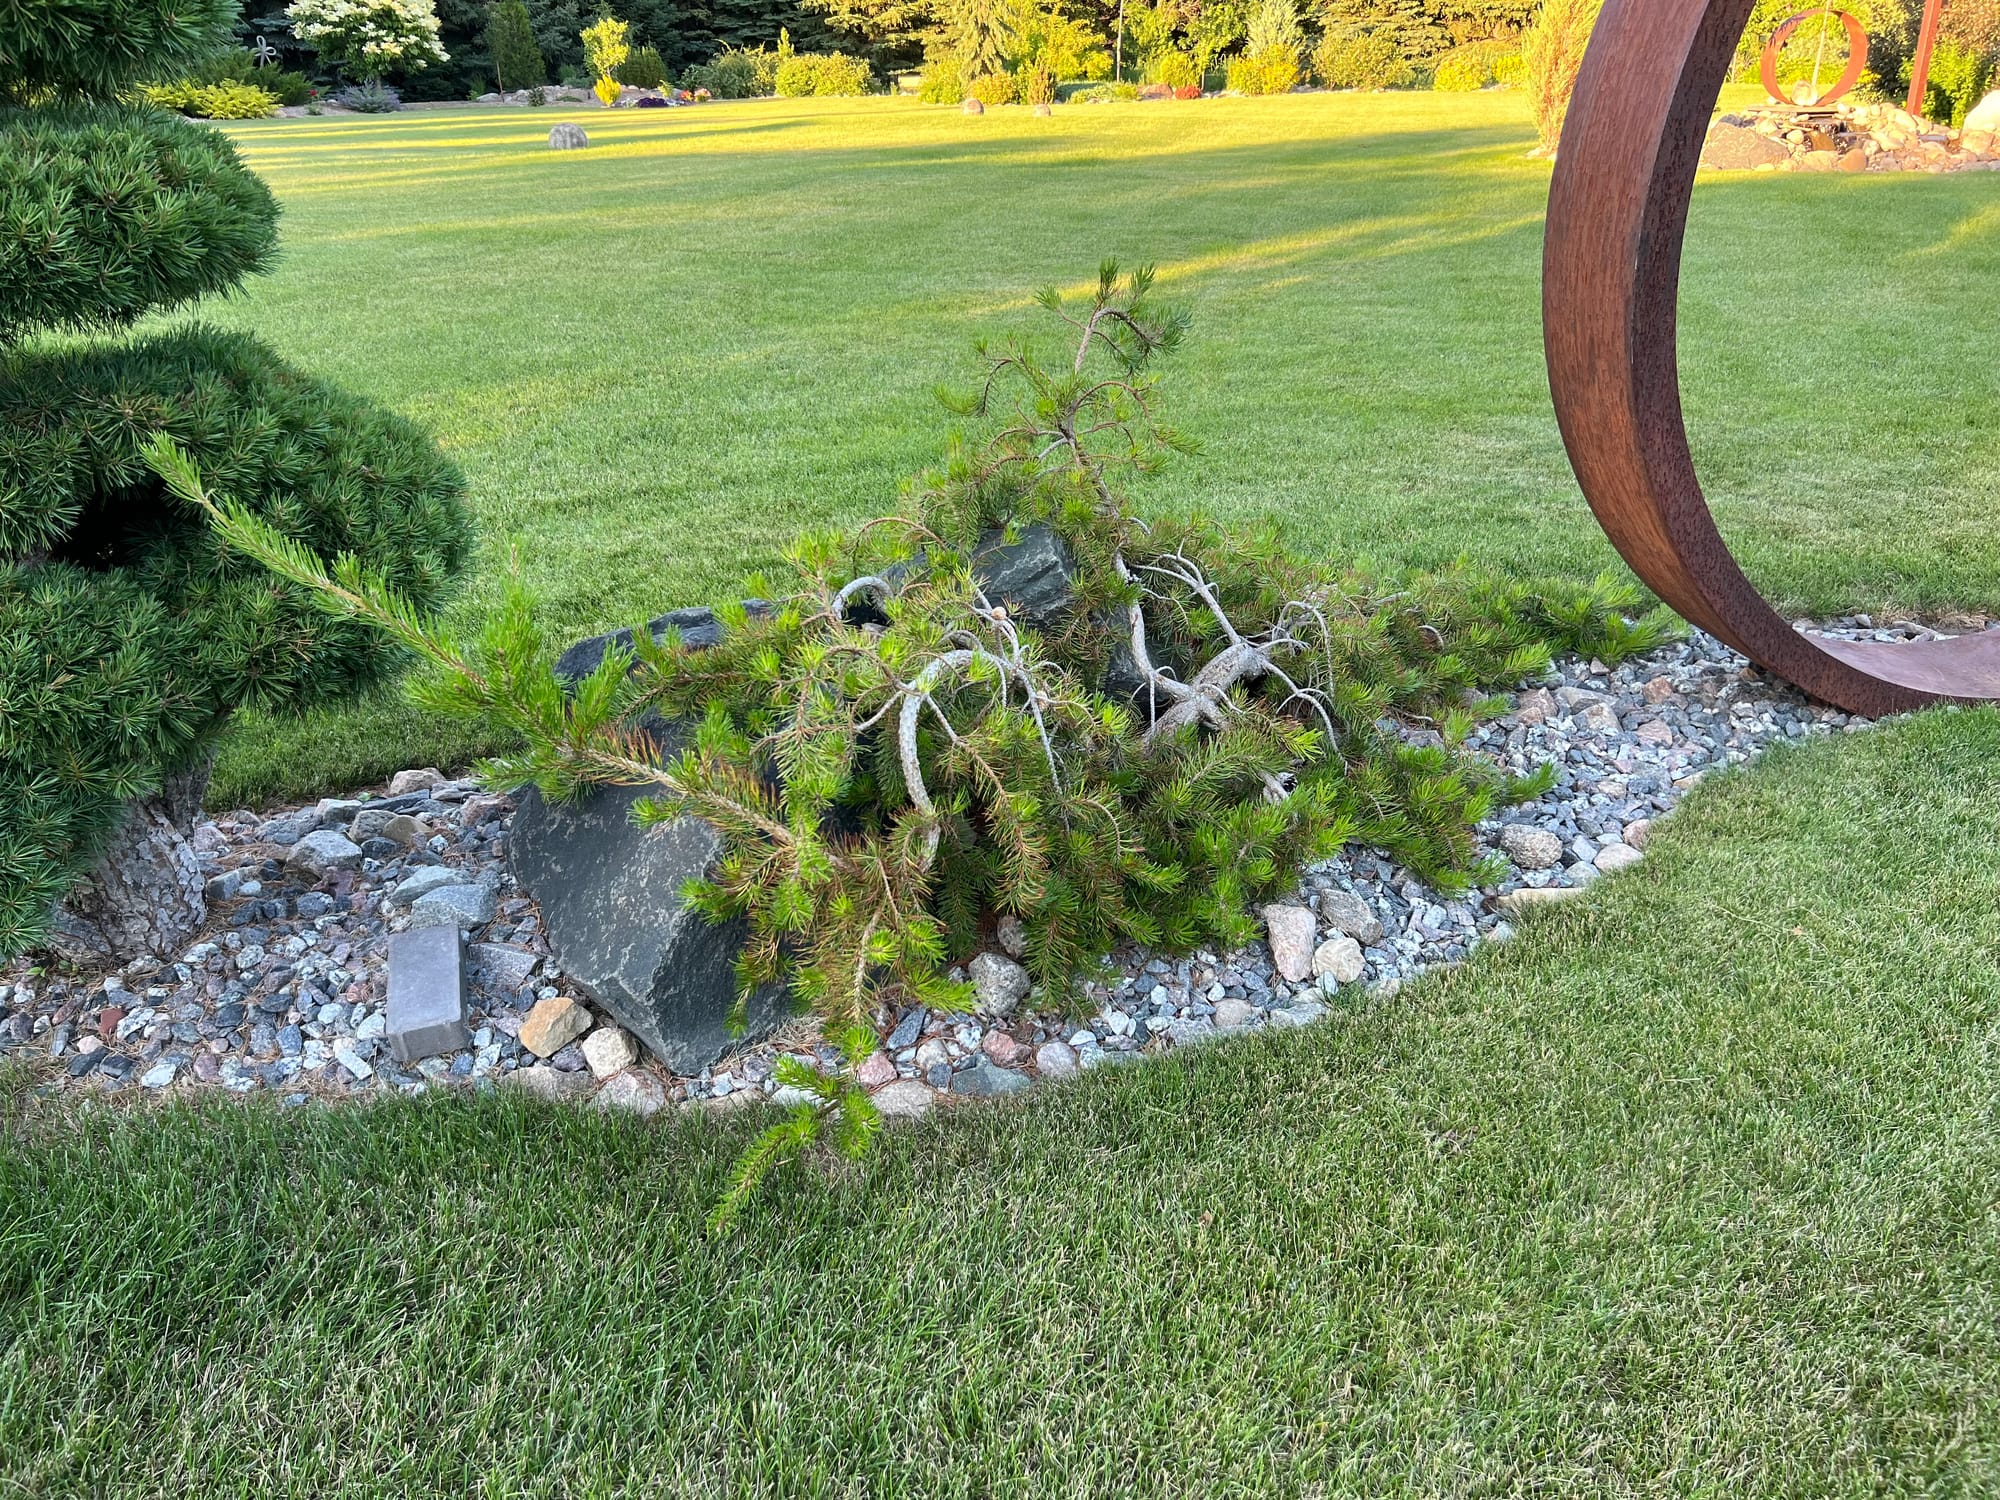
xmin=1228 ymin=48 xmax=1301 ymax=92
xmin=917 ymin=53 xmax=965 ymax=101
xmin=154 ymin=45 xmax=313 ymax=106
xmin=775 ymin=51 xmax=872 ymax=96
xmin=1066 ymin=80 xmax=1141 ymax=100
xmin=617 ymin=43 xmax=669 ymax=87
xmin=1155 ymin=49 xmax=1202 ymax=90
xmin=336 ymin=80 xmax=403 ymax=110
xmin=1315 ymin=31 xmax=1416 ymax=89
xmin=683 ymin=43 xmax=782 ymax=96
xmin=967 ymin=68 xmax=1017 ymax=103
xmin=141 ymin=78 xmax=282 ymax=117
xmin=1430 ymin=38 xmax=1519 ymax=89
xmin=1920 ymin=38 xmax=1993 ymax=124
xmin=1522 ymin=0 xmax=1600 ymax=151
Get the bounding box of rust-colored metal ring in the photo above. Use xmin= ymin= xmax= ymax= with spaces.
xmin=1543 ymin=0 xmax=2000 ymax=718
xmin=1758 ymin=9 xmax=1868 ymax=105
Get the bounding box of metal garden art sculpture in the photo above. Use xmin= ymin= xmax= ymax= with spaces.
xmin=1542 ymin=0 xmax=2000 ymax=717
xmin=1758 ymin=8 xmax=1868 ymax=105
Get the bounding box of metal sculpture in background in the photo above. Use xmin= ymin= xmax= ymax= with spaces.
xmin=1758 ymin=8 xmax=1868 ymax=105
xmin=1541 ymin=0 xmax=2000 ymax=717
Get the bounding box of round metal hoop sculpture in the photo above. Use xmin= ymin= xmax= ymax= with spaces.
xmin=1542 ymin=0 xmax=2000 ymax=717
xmin=1758 ymin=9 xmax=1869 ymax=105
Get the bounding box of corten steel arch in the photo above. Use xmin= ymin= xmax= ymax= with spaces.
xmin=1542 ymin=0 xmax=2000 ymax=717
xmin=1757 ymin=9 xmax=1868 ymax=105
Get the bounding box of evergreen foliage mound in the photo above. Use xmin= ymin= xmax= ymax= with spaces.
xmin=0 ymin=106 xmax=278 ymax=341
xmin=163 ymin=264 xmax=1677 ymax=1223
xmin=138 ymin=77 xmax=283 ymax=118
xmin=0 ymin=0 xmax=471 ymax=960
xmin=0 ymin=0 xmax=239 ymax=102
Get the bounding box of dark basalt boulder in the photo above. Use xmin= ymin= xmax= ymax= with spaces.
xmin=513 ymin=603 xmax=786 ymax=1073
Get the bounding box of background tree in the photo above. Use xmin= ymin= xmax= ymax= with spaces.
xmin=0 ymin=0 xmax=472 ymax=961
xmin=488 ymin=0 xmax=549 ymax=86
xmin=797 ymin=0 xmax=939 ymax=68
xmin=582 ymin=12 xmax=632 ymax=99
xmin=941 ymin=0 xmax=1017 ymax=78
xmin=1521 ymin=0 xmax=1599 ymax=153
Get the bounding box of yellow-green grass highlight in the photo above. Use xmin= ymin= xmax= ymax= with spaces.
xmin=191 ymin=89 xmax=2000 ymax=804
xmin=6 ymin=708 xmax=1999 ymax=1492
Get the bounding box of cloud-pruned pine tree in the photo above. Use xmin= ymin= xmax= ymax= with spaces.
xmin=0 ymin=0 xmax=472 ymax=963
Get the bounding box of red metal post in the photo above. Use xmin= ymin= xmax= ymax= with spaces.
xmin=1907 ymin=0 xmax=1946 ymax=116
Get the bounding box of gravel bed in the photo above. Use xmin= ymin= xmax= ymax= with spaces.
xmin=1 ymin=616 xmax=1985 ymax=1119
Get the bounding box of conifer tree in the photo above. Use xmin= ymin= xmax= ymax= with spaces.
xmin=488 ymin=0 xmax=548 ymax=87
xmin=0 ymin=0 xmax=472 ymax=962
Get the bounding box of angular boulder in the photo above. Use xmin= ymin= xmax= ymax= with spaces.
xmin=511 ymin=604 xmax=789 ymax=1074
xmin=1700 ymin=121 xmax=1790 ymax=171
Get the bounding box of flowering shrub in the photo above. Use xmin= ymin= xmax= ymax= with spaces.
xmin=285 ymin=0 xmax=447 ymax=81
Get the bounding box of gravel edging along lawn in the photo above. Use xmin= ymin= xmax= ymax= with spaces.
xmin=4 ymin=614 xmax=1990 ymax=1120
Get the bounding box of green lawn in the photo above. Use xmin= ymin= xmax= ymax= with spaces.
xmin=7 ymin=708 xmax=1999 ymax=1493
xmin=195 ymin=90 xmax=2000 ymax=805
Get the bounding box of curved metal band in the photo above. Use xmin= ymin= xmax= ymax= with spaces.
xmin=1543 ymin=0 xmax=2000 ymax=717
xmin=1759 ymin=9 xmax=1868 ymax=106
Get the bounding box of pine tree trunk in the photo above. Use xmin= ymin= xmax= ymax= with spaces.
xmin=50 ymin=757 xmax=212 ymax=968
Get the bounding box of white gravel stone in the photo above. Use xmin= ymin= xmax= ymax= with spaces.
xmin=1311 ymin=935 xmax=1365 ymax=984
xmin=581 ymin=1025 xmax=638 ymax=1079
xmin=1260 ymin=904 xmax=1315 ymax=982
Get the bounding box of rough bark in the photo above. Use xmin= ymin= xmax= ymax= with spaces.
xmin=49 ymin=756 xmax=212 ymax=968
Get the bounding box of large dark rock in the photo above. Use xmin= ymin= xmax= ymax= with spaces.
xmin=511 ymin=777 xmax=788 ymax=1073
xmin=970 ymin=524 xmax=1076 ymax=627
xmin=513 ymin=604 xmax=787 ymax=1072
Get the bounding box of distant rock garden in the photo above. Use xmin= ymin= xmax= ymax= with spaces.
xmin=1702 ymin=90 xmax=2000 ymax=173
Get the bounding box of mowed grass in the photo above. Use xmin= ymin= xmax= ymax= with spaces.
xmin=7 ymin=708 xmax=2000 ymax=1494
xmin=195 ymin=91 xmax=2000 ymax=804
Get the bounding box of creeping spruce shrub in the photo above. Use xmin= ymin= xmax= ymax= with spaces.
xmin=167 ymin=261 xmax=1679 ymax=1223
xmin=0 ymin=0 xmax=471 ymax=959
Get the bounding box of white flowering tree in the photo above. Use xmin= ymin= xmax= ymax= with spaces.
xmin=287 ymin=0 xmax=449 ymax=83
